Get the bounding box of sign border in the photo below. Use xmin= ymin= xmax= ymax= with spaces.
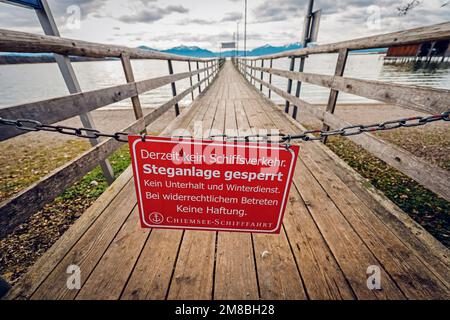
xmin=130 ymin=136 xmax=298 ymax=233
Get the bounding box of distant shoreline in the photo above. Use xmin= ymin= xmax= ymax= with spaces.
xmin=0 ymin=55 xmax=114 ymax=65
xmin=0 ymin=51 xmax=387 ymax=65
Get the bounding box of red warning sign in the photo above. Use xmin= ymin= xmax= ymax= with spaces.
xmin=128 ymin=136 xmax=299 ymax=234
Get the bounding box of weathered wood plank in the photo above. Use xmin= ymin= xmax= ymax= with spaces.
xmin=323 ymin=112 xmax=450 ymax=202
xmin=242 ymin=99 xmax=307 ymax=300
xmin=122 ymin=85 xmax=212 ymax=300
xmin=252 ymin=82 xmax=450 ymax=296
xmin=245 ymin=69 xmax=324 ymax=120
xmin=167 ymin=231 xmax=216 ymax=300
xmin=301 ymin=147 xmax=450 ymax=297
xmin=188 ymin=61 xmax=194 ymax=101
xmin=243 ymin=22 xmax=450 ymax=60
xmin=8 ymin=60 xmax=450 ymax=301
xmin=0 ymin=76 xmax=209 ymax=238
xmin=0 ymin=66 xmax=212 ymax=141
xmin=244 ymin=67 xmax=450 ymax=202
xmin=83 ymin=102 xmax=201 ymax=300
xmin=30 ymin=181 xmax=136 ymax=299
xmin=245 ymin=97 xmax=355 ymax=300
xmin=322 ymin=48 xmax=348 ymax=141
xmin=283 ymin=188 xmax=355 ymax=299
xmin=0 ymin=28 xmax=216 ymax=62
xmin=293 ymin=159 xmax=405 ymax=299
xmin=214 ymin=233 xmax=259 ymax=300
xmin=261 ymin=89 xmax=450 ymax=268
xmin=120 ymin=54 xmax=143 ymax=120
xmin=319 ymin=138 xmax=450 ymax=270
xmin=3 ymin=166 xmax=133 ymax=300
xmin=244 ymin=70 xmax=404 ymax=299
xmin=249 ymin=66 xmax=450 ymax=114
xmin=167 ymin=60 xmax=180 ymax=116
xmin=0 ymin=118 xmax=141 ymax=239
xmin=120 ymin=229 xmax=183 ymax=300
xmin=75 ymin=206 xmax=149 ymax=300
xmin=212 ymin=74 xmax=259 ymax=300
xmin=166 ymin=99 xmax=217 ymax=300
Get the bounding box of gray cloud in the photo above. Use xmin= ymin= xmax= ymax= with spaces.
xmin=0 ymin=0 xmax=106 ymax=29
xmin=250 ymin=0 xmax=446 ymax=23
xmin=118 ymin=4 xmax=189 ymax=24
xmin=145 ymin=30 xmax=268 ymax=49
xmin=251 ymin=0 xmax=305 ymax=23
xmin=221 ymin=11 xmax=243 ymax=22
xmin=178 ymin=18 xmax=214 ymax=25
xmin=49 ymin=0 xmax=107 ymax=16
xmin=178 ymin=11 xmax=243 ymax=26
xmin=1 ymin=0 xmax=448 ymax=51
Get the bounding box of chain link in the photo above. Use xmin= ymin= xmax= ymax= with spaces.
xmin=1 ymin=110 xmax=448 ymax=144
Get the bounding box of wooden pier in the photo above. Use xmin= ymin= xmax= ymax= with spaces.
xmin=1 ymin=23 xmax=450 ymax=300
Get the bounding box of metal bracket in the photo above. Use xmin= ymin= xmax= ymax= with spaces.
xmin=33 ymin=0 xmax=115 ymax=184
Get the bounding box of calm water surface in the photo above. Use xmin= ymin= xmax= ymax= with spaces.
xmin=0 ymin=54 xmax=449 ymax=109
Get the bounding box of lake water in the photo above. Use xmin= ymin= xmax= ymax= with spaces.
xmin=0 ymin=54 xmax=449 ymax=109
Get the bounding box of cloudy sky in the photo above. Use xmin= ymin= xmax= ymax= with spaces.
xmin=0 ymin=0 xmax=448 ymax=51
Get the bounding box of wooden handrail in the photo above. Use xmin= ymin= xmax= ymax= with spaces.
xmin=0 ymin=28 xmax=216 ymax=62
xmin=235 ymin=22 xmax=450 ymax=196
xmin=241 ymin=22 xmax=450 ymax=60
xmin=0 ymin=22 xmax=225 ymax=237
xmin=248 ymin=65 xmax=450 ymax=114
xmin=0 ymin=65 xmax=214 ymax=141
xmin=0 ymin=74 xmax=212 ymax=238
xmin=240 ymin=63 xmax=450 ymax=202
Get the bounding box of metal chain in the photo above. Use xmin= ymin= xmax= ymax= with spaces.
xmin=1 ymin=110 xmax=448 ymax=144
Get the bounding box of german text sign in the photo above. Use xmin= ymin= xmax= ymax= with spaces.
xmin=129 ymin=136 xmax=299 ymax=234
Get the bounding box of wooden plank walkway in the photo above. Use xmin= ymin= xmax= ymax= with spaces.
xmin=6 ymin=61 xmax=450 ymax=300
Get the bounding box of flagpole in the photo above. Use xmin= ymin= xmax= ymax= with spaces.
xmin=237 ymin=21 xmax=240 ymax=57
xmin=244 ymin=0 xmax=247 ymax=57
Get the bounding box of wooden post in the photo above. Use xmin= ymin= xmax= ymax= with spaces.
xmin=35 ymin=0 xmax=115 ymax=184
xmin=252 ymin=61 xmax=256 ymax=85
xmin=260 ymin=59 xmax=264 ymax=91
xmin=292 ymin=56 xmax=306 ymax=120
xmin=284 ymin=56 xmax=296 ymax=113
xmin=253 ymin=61 xmax=257 ymax=85
xmin=268 ymin=58 xmax=273 ymax=98
xmin=206 ymin=61 xmax=210 ymax=85
xmin=188 ymin=61 xmax=194 ymax=100
xmin=322 ymin=48 xmax=348 ymax=143
xmin=167 ymin=59 xmax=180 ymax=116
xmin=120 ymin=54 xmax=143 ymax=120
xmin=196 ymin=61 xmax=202 ymax=94
xmin=203 ymin=61 xmax=207 ymax=86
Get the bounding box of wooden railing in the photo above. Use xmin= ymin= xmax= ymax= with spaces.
xmin=0 ymin=28 xmax=224 ymax=237
xmin=235 ymin=22 xmax=450 ymax=202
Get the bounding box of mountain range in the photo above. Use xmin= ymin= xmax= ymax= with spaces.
xmin=148 ymin=43 xmax=304 ymax=58
xmin=139 ymin=43 xmax=386 ymax=58
xmin=0 ymin=43 xmax=304 ymax=64
xmin=0 ymin=43 xmax=387 ymax=64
